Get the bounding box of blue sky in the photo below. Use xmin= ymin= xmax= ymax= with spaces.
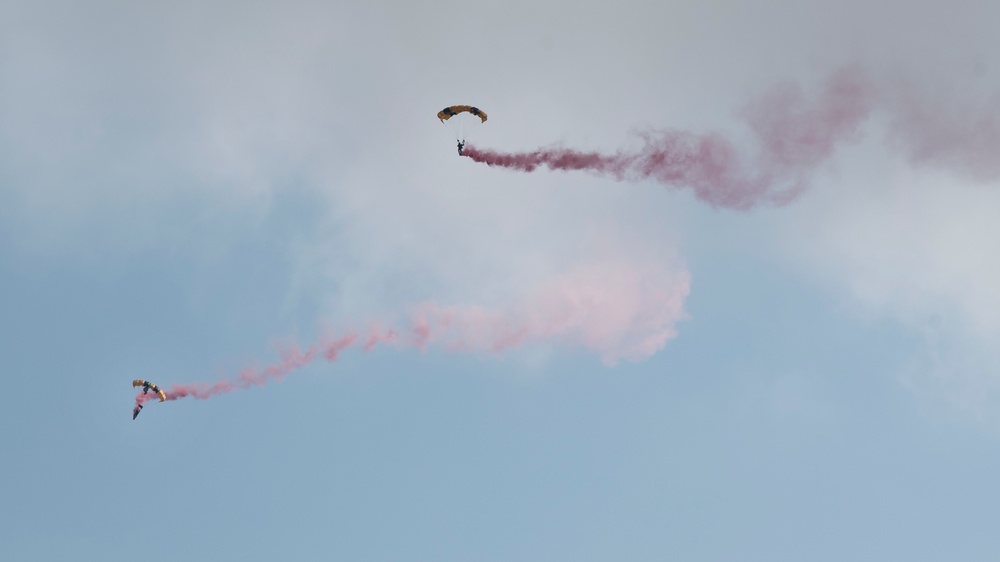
xmin=2 ymin=1 xmax=1000 ymax=560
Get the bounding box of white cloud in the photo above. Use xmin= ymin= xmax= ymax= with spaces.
xmin=0 ymin=1 xmax=693 ymax=362
xmin=2 ymin=0 xmax=998 ymax=386
xmin=771 ymin=139 xmax=1000 ymax=421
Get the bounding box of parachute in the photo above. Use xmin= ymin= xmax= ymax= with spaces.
xmin=438 ymin=105 xmax=487 ymax=148
xmin=133 ymin=379 xmax=167 ymax=402
xmin=437 ymin=105 xmax=487 ymax=123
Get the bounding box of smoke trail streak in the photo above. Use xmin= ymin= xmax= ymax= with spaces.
xmin=462 ymin=66 xmax=873 ymax=210
xmin=463 ymin=65 xmax=1000 ymax=208
xmin=133 ymin=263 xmax=689 ymax=410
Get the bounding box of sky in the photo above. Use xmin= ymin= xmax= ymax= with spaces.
xmin=2 ymin=0 xmax=999 ymax=559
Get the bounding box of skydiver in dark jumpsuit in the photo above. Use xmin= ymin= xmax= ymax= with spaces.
xmin=457 ymin=141 xmax=465 ymax=155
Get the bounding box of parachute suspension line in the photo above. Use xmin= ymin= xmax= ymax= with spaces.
xmin=437 ymin=105 xmax=487 ymax=144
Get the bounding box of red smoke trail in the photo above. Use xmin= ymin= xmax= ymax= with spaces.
xmin=462 ymin=66 xmax=873 ymax=210
xmin=463 ymin=65 xmax=1000 ymax=208
xmin=133 ymin=262 xmax=689 ymax=410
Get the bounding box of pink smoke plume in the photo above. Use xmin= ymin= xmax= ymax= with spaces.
xmin=881 ymin=76 xmax=1000 ymax=183
xmin=462 ymin=65 xmax=1000 ymax=208
xmin=133 ymin=262 xmax=689 ymax=411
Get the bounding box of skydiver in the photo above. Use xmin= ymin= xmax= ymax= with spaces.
xmin=457 ymin=141 xmax=465 ymax=155
xmin=132 ymin=404 xmax=143 ymax=420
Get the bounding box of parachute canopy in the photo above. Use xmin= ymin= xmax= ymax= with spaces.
xmin=437 ymin=105 xmax=487 ymax=123
xmin=133 ymin=379 xmax=167 ymax=402
xmin=438 ymin=105 xmax=487 ymax=144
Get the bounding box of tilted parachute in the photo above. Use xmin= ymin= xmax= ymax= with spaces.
xmin=133 ymin=379 xmax=167 ymax=402
xmin=438 ymin=105 xmax=487 ymax=151
xmin=437 ymin=105 xmax=487 ymax=123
